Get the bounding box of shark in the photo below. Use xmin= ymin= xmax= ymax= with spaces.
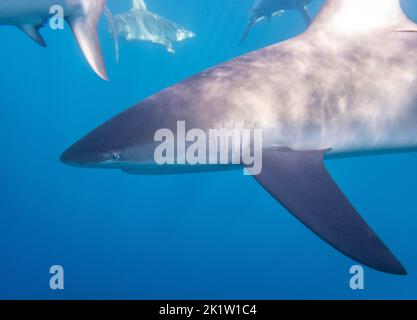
xmin=240 ymin=0 xmax=314 ymax=44
xmin=105 ymin=0 xmax=195 ymax=61
xmin=61 ymin=0 xmax=417 ymax=275
xmin=0 ymin=0 xmax=108 ymax=80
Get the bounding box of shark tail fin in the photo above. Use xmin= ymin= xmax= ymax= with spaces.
xmin=19 ymin=24 xmax=47 ymax=47
xmin=67 ymin=0 xmax=108 ymax=80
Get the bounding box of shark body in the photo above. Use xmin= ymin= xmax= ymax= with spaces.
xmin=61 ymin=0 xmax=417 ymax=275
xmin=105 ymin=0 xmax=195 ymax=61
xmin=0 ymin=0 xmax=107 ymax=80
xmin=106 ymin=0 xmax=195 ymax=61
xmin=240 ymin=0 xmax=314 ymax=44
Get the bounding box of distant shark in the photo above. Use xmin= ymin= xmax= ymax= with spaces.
xmin=105 ymin=0 xmax=195 ymax=61
xmin=61 ymin=0 xmax=417 ymax=275
xmin=0 ymin=0 xmax=108 ymax=80
xmin=240 ymin=0 xmax=314 ymax=44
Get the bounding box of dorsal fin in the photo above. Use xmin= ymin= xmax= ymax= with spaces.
xmin=308 ymin=0 xmax=417 ymax=34
xmin=132 ymin=0 xmax=147 ymax=11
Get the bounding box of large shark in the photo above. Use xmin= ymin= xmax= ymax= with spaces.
xmin=105 ymin=0 xmax=195 ymax=61
xmin=240 ymin=0 xmax=314 ymax=44
xmin=0 ymin=0 xmax=108 ymax=80
xmin=61 ymin=0 xmax=417 ymax=275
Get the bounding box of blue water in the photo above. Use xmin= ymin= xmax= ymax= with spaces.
xmin=1 ymin=0 xmax=417 ymax=299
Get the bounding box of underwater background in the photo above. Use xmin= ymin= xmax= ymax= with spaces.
xmin=1 ymin=0 xmax=417 ymax=299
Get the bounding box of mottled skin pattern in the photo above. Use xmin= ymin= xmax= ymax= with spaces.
xmin=62 ymin=0 xmax=417 ymax=169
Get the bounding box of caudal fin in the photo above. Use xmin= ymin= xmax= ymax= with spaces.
xmin=67 ymin=0 xmax=108 ymax=80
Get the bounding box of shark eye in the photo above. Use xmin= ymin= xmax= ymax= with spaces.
xmin=108 ymin=152 xmax=120 ymax=161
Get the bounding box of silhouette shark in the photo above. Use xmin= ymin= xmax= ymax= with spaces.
xmin=0 ymin=0 xmax=108 ymax=80
xmin=240 ymin=0 xmax=314 ymax=44
xmin=61 ymin=0 xmax=417 ymax=275
xmin=105 ymin=0 xmax=195 ymax=61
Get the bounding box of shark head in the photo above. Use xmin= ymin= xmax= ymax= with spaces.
xmin=60 ymin=133 xmax=121 ymax=168
xmin=60 ymin=133 xmax=149 ymax=170
xmin=60 ymin=99 xmax=165 ymax=170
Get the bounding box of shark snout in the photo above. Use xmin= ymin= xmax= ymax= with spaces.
xmin=60 ymin=140 xmax=107 ymax=167
xmin=60 ymin=149 xmax=84 ymax=166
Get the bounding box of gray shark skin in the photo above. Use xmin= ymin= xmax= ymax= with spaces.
xmin=240 ymin=0 xmax=314 ymax=44
xmin=0 ymin=0 xmax=108 ymax=80
xmin=61 ymin=0 xmax=417 ymax=275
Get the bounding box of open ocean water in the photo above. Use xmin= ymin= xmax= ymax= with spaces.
xmin=1 ymin=0 xmax=417 ymax=299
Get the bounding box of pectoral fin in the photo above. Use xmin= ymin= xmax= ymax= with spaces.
xmin=19 ymin=24 xmax=47 ymax=47
xmin=239 ymin=20 xmax=255 ymax=45
xmin=296 ymin=5 xmax=312 ymax=26
xmin=251 ymin=148 xmax=406 ymax=275
xmin=239 ymin=17 xmax=257 ymax=45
